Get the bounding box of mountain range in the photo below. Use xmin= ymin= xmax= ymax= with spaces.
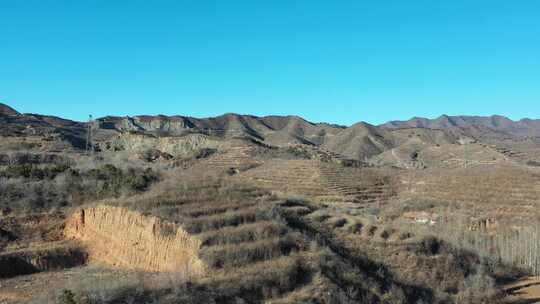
xmin=382 ymin=114 xmax=540 ymax=138
xmin=1 ymin=102 xmax=539 ymax=164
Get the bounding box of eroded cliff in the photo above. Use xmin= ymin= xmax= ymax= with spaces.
xmin=97 ymin=132 xmax=221 ymax=156
xmin=65 ymin=205 xmax=205 ymax=275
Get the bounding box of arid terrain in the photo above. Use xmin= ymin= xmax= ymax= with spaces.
xmin=1 ymin=102 xmax=540 ymax=303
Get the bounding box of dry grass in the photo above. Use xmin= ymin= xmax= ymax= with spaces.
xmin=201 ymin=236 xmax=302 ymax=268
xmin=197 ymin=220 xmax=287 ymax=246
xmin=3 ymin=145 xmax=531 ymax=303
xmin=181 ymin=201 xmax=258 ymax=218
xmin=183 ymin=208 xmax=268 ymax=233
xmin=205 ymin=253 xmax=308 ymax=299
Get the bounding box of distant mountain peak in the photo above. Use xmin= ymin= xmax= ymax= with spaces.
xmin=0 ymin=103 xmax=20 ymax=116
xmin=350 ymin=121 xmax=374 ymax=128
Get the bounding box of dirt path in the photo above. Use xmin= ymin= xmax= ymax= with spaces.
xmin=391 ymin=148 xmax=408 ymax=169
xmin=505 ymin=277 xmax=540 ymax=303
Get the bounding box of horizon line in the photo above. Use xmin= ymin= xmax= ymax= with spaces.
xmin=2 ymin=101 xmax=539 ymax=127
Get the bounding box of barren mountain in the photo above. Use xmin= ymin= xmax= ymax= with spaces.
xmin=95 ymin=113 xmax=345 ymax=145
xmin=382 ymin=114 xmax=540 ymax=138
xmin=93 ymin=114 xmax=394 ymax=160
xmin=321 ymin=122 xmax=395 ymax=160
xmin=1 ymin=103 xmax=539 ymax=166
xmin=0 ymin=103 xmax=19 ymax=116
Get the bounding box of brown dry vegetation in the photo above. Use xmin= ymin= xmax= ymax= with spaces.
xmin=0 ymin=153 xmax=159 ymax=214
xmin=2 ymin=124 xmax=540 ymax=303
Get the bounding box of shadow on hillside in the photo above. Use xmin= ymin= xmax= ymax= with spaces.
xmin=271 ymin=202 xmax=436 ymax=303
xmin=507 ymin=299 xmax=540 ymax=304
xmin=506 ymin=281 xmax=540 ymax=294
xmin=504 ymin=279 xmax=540 ymax=304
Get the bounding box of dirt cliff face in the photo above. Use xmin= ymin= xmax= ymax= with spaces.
xmin=131 ymin=116 xmax=194 ymax=133
xmin=97 ymin=116 xmax=194 ymax=134
xmin=65 ymin=206 xmax=205 ymax=275
xmin=97 ymin=133 xmax=221 ymax=156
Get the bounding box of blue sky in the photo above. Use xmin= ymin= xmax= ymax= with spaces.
xmin=1 ymin=1 xmax=539 ymax=125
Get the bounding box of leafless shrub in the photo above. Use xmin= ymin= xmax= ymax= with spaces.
xmin=328 ymin=217 xmax=348 ymax=228
xmin=456 ymin=267 xmax=500 ymax=304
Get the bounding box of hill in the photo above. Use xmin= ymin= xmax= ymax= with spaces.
xmin=1 ymin=103 xmax=539 ymax=167
xmin=381 ymin=114 xmax=540 ymax=138
xmin=1 ymin=102 xmax=538 ymax=303
xmin=0 ymin=103 xmax=19 ymax=116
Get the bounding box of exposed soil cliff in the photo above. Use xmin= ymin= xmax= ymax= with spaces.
xmin=97 ymin=132 xmax=221 ymax=156
xmin=65 ymin=206 xmax=205 ymax=275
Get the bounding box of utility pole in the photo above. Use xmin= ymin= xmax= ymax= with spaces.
xmin=86 ymin=114 xmax=93 ymax=155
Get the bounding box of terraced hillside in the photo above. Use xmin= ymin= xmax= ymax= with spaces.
xmin=2 ymin=103 xmax=540 ymax=303
xmin=236 ymin=159 xmax=396 ymax=215
xmin=318 ymin=163 xmax=397 ymax=211
xmin=237 ymin=159 xmax=330 ymax=198
xmin=126 ymin=180 xmax=313 ymax=298
xmin=262 ymin=199 xmax=506 ymax=303
xmin=401 ymin=164 xmax=540 ymax=221
xmin=0 ymin=156 xmax=523 ymax=303
xmin=199 ymin=142 xmax=263 ymax=172
xmin=55 ymin=178 xmax=500 ymax=303
xmin=1 ymin=179 xmax=311 ymax=303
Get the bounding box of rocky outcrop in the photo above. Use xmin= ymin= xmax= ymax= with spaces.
xmin=65 ymin=206 xmax=205 ymax=275
xmin=131 ymin=116 xmax=195 ymax=133
xmin=96 ymin=116 xmax=195 ymax=134
xmin=97 ymin=132 xmax=221 ymax=156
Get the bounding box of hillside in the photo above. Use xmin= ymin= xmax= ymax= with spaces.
xmin=2 ymin=104 xmax=540 ymax=168
xmin=381 ymin=114 xmax=540 ymax=138
xmin=321 ymin=122 xmax=395 ymax=160
xmin=0 ymin=103 xmax=19 ymax=116
xmin=2 ymin=103 xmax=540 ymax=303
xmin=2 ymin=103 xmax=540 ymax=168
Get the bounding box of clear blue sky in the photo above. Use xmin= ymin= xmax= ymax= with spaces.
xmin=1 ymin=1 xmax=539 ymax=125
